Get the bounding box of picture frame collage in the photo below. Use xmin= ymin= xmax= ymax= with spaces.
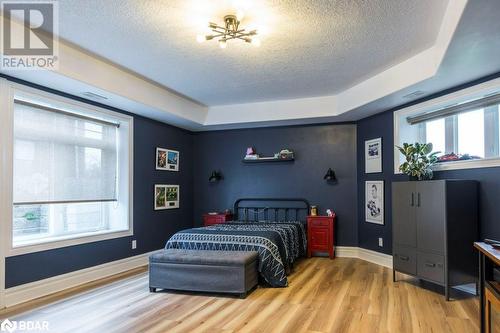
xmin=364 ymin=138 xmax=384 ymax=225
xmin=154 ymin=147 xmax=180 ymax=210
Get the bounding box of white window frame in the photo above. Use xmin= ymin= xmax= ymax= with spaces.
xmin=0 ymin=79 xmax=10 ymax=308
xmin=394 ymin=77 xmax=500 ymax=173
xmin=0 ymin=79 xmax=134 ymax=257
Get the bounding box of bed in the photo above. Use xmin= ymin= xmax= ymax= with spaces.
xmin=165 ymin=198 xmax=310 ymax=287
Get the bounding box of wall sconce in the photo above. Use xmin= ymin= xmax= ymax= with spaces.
xmin=209 ymin=170 xmax=222 ymax=182
xmin=323 ymin=168 xmax=337 ymax=182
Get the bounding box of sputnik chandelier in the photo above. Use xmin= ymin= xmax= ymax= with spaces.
xmin=197 ymin=14 xmax=260 ymax=48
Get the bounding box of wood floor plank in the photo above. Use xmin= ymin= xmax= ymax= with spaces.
xmin=0 ymin=258 xmax=479 ymax=333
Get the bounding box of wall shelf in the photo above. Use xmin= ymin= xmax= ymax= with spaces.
xmin=242 ymin=157 xmax=295 ymax=163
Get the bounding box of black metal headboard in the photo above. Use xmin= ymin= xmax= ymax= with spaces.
xmin=233 ymin=198 xmax=310 ymax=222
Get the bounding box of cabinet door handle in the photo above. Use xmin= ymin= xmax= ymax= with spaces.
xmin=399 ymin=255 xmax=409 ymax=261
xmin=417 ymin=193 xmax=421 ymax=207
xmin=425 ymin=262 xmax=435 ymax=268
xmin=411 ymin=193 xmax=415 ymax=207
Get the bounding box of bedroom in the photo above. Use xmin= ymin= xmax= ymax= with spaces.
xmin=0 ymin=0 xmax=499 ymax=332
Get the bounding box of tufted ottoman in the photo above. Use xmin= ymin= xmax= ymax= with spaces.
xmin=149 ymin=249 xmax=259 ymax=298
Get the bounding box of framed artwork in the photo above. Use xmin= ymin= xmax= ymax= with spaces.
xmin=365 ymin=180 xmax=384 ymax=225
xmin=154 ymin=184 xmax=180 ymax=210
xmin=156 ymin=148 xmax=179 ymax=171
xmin=365 ymin=138 xmax=382 ymax=173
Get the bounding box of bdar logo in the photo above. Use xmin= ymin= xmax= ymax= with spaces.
xmin=0 ymin=319 xmax=16 ymax=333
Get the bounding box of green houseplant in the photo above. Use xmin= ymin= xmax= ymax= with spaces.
xmin=396 ymin=143 xmax=440 ymax=180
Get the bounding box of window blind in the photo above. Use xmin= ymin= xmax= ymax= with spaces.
xmin=13 ymin=100 xmax=118 ymax=205
xmin=406 ymin=92 xmax=500 ymax=125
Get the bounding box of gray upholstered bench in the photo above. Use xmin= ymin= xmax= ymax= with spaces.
xmin=149 ymin=249 xmax=259 ymax=298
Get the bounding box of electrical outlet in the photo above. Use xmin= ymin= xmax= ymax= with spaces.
xmin=378 ymin=238 xmax=383 ymax=247
xmin=132 ymin=240 xmax=137 ymax=249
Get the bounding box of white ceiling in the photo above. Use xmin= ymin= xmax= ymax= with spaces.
xmin=56 ymin=0 xmax=449 ymax=106
xmin=4 ymin=0 xmax=500 ymax=131
xmin=328 ymin=0 xmax=500 ymax=122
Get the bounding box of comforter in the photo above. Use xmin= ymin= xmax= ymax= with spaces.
xmin=165 ymin=220 xmax=307 ymax=287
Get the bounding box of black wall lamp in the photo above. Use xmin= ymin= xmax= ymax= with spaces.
xmin=324 ymin=168 xmax=337 ymax=183
xmin=209 ymin=170 xmax=222 ymax=182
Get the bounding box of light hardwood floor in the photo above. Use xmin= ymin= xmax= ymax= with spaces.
xmin=0 ymin=258 xmax=479 ymax=333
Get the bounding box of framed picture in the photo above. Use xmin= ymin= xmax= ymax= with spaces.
xmin=365 ymin=181 xmax=384 ymax=225
xmin=365 ymin=138 xmax=382 ymax=173
xmin=154 ymin=184 xmax=180 ymax=210
xmin=156 ymin=148 xmax=179 ymax=171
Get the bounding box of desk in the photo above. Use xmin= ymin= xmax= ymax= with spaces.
xmin=475 ymin=242 xmax=500 ymax=333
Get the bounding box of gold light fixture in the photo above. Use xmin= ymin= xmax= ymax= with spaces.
xmin=197 ymin=14 xmax=260 ymax=48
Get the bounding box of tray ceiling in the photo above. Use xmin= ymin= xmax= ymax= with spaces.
xmin=56 ymin=0 xmax=449 ymax=106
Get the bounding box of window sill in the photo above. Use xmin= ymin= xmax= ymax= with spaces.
xmin=7 ymin=228 xmax=133 ymax=257
xmin=433 ymin=157 xmax=500 ymax=171
xmin=394 ymin=156 xmax=500 ymax=174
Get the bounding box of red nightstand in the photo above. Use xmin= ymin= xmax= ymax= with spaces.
xmin=307 ymin=215 xmax=335 ymax=259
xmin=203 ymin=212 xmax=233 ymax=226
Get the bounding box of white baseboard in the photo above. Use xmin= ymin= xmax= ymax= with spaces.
xmin=4 ymin=249 xmax=161 ymax=308
xmin=336 ymin=246 xmax=393 ymax=269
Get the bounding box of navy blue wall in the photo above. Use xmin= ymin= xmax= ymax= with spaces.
xmin=193 ymin=124 xmax=358 ymax=247
xmin=357 ymin=111 xmax=402 ymax=254
xmin=4 ymin=77 xmax=194 ymax=288
xmin=357 ymin=73 xmax=500 ymax=255
xmin=6 ymin=71 xmax=500 ymax=286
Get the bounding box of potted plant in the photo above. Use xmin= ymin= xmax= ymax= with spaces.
xmin=396 ymin=142 xmax=440 ymax=180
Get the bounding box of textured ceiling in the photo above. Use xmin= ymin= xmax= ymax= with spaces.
xmin=340 ymin=0 xmax=500 ymax=121
xmin=56 ymin=0 xmax=449 ymax=106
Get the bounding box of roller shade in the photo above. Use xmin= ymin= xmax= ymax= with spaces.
xmin=13 ymin=100 xmax=118 ymax=205
xmin=406 ymin=92 xmax=500 ymax=125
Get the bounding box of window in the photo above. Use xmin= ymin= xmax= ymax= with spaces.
xmin=425 ymin=118 xmax=445 ymax=155
xmin=422 ymin=108 xmax=487 ymax=159
xmin=394 ymin=79 xmax=500 ymax=172
xmin=9 ymin=89 xmax=133 ymax=253
xmin=457 ymin=109 xmax=485 ymax=158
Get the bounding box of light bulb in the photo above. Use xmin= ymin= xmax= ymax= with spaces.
xmin=251 ymin=38 xmax=261 ymax=47
xmin=196 ymin=34 xmax=206 ymax=43
xmin=219 ymin=39 xmax=227 ymax=49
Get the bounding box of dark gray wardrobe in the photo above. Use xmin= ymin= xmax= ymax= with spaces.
xmin=392 ymin=180 xmax=478 ymax=300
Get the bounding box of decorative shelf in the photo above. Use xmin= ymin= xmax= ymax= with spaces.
xmin=242 ymin=157 xmax=295 ymax=163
